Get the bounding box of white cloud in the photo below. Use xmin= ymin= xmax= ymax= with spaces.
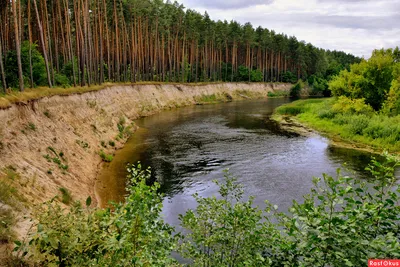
xmin=176 ymin=0 xmax=400 ymax=57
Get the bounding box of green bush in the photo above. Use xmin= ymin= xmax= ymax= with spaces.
xmin=59 ymin=187 xmax=72 ymax=205
xmin=290 ymin=81 xmax=303 ymax=98
xmin=332 ymin=96 xmax=374 ymax=115
xmin=282 ymin=71 xmax=297 ymax=84
xmin=347 ymin=115 xmax=370 ymax=135
xmin=5 ymin=41 xmax=47 ymax=88
xmin=16 ymin=164 xmax=177 ymax=266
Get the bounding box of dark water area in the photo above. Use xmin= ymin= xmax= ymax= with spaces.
xmin=96 ymin=98 xmax=376 ymax=227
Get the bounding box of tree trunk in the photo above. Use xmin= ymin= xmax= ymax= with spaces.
xmin=28 ymin=0 xmax=34 ymax=88
xmin=0 ymin=37 xmax=7 ymax=93
xmin=12 ymin=0 xmax=24 ymax=92
xmin=32 ymin=0 xmax=52 ymax=88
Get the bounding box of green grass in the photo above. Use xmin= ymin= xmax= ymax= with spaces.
xmin=274 ymin=98 xmax=400 ymax=153
xmin=267 ymin=91 xmax=289 ymax=98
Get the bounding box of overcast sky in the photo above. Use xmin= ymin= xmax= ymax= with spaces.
xmin=175 ymin=0 xmax=400 ymax=58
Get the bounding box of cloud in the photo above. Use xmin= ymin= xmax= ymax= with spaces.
xmin=175 ymin=0 xmax=400 ymax=57
xmin=181 ymin=0 xmax=274 ymax=9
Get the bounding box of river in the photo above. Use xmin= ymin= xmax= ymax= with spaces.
xmin=96 ymin=98 xmax=374 ymax=227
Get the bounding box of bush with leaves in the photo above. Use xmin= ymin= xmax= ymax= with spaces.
xmin=179 ymin=155 xmax=400 ymax=266
xmin=178 ymin=171 xmax=280 ymax=266
xmin=15 ymin=163 xmax=177 ymax=266
xmin=271 ymin=154 xmax=400 ymax=266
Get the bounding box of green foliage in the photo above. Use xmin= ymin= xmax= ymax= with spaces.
xmin=308 ymin=74 xmax=330 ymax=96
xmin=43 ymin=110 xmax=51 ymax=118
xmin=43 ymin=147 xmax=69 ymax=171
xmin=282 ymin=71 xmax=297 ymax=84
xmin=76 ymin=140 xmax=89 ymax=149
xmin=108 ymin=140 xmax=116 ymax=147
xmin=0 ymin=208 xmax=16 ymax=243
xmin=276 ymin=155 xmax=400 ymax=265
xmin=14 ymin=156 xmax=400 ymax=266
xmin=101 ymin=140 xmax=107 ymax=148
xmin=331 ymin=96 xmax=374 ymax=115
xmin=382 ymin=64 xmax=400 ymax=115
xmin=330 ymin=48 xmax=400 ymax=110
xmin=28 ymin=122 xmax=36 ymax=131
xmin=290 ymin=81 xmax=304 ymax=98
xmin=54 ymin=73 xmax=71 ymax=88
xmin=5 ymin=41 xmax=46 ymax=88
xmin=179 ymin=171 xmax=276 ymax=266
xmin=99 ymin=150 xmax=114 ymax=162
xmin=16 ymin=164 xmax=177 ymax=266
xmin=275 ymin=98 xmax=400 ymax=151
xmin=59 ymin=187 xmax=72 ymax=205
xmin=267 ymin=91 xmax=289 ymax=98
xmin=250 ymin=69 xmax=263 ymax=82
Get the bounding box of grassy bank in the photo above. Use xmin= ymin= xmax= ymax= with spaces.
xmin=273 ymin=98 xmax=400 ymax=153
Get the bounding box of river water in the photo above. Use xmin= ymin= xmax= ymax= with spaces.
xmin=96 ymin=98 xmax=374 ymax=227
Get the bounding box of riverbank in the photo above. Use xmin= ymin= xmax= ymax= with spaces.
xmin=272 ymin=98 xmax=400 ymax=155
xmin=0 ymin=82 xmax=291 ymax=244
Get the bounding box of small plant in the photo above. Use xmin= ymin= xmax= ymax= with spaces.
xmin=43 ymin=110 xmax=51 ymax=118
xmin=76 ymin=140 xmax=89 ymax=149
xmin=87 ymin=100 xmax=97 ymax=109
xmin=59 ymin=187 xmax=72 ymax=205
xmin=0 ymin=208 xmax=16 ymax=243
xmin=44 ymin=147 xmax=69 ymax=172
xmin=28 ymin=122 xmax=36 ymax=131
xmin=4 ymin=166 xmax=20 ymax=181
xmin=47 ymin=169 xmax=53 ymax=175
xmin=101 ymin=141 xmax=107 ymax=148
xmin=99 ymin=150 xmax=114 ymax=162
xmin=108 ymin=140 xmax=116 ymax=147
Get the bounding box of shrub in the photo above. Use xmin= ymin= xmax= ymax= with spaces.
xmin=332 ymin=96 xmax=374 ymax=115
xmin=16 ymin=164 xmax=177 ymax=266
xmin=59 ymin=187 xmax=72 ymax=205
xmin=317 ymin=109 xmax=336 ymax=119
xmin=179 ymin=171 xmax=277 ymax=266
xmin=54 ymin=73 xmax=71 ymax=88
xmin=0 ymin=208 xmax=15 ymax=243
xmin=290 ymin=81 xmax=303 ymax=98
xmin=347 ymin=115 xmax=370 ymax=135
xmin=5 ymin=41 xmax=47 ymax=88
xmin=99 ymin=150 xmax=113 ymax=162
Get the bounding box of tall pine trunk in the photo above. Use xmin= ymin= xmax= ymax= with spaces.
xmin=0 ymin=37 xmax=6 ymax=92
xmin=33 ymin=0 xmax=52 ymax=88
xmin=12 ymin=0 xmax=24 ymax=92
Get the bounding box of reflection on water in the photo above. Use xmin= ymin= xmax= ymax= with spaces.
xmin=96 ymin=98 xmax=376 ymax=227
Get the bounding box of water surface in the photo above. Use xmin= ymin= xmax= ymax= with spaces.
xmin=96 ymin=99 xmax=374 ymax=227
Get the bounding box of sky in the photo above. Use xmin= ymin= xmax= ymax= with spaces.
xmin=175 ymin=0 xmax=400 ymax=58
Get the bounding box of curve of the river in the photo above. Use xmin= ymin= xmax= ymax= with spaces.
xmin=97 ymin=98 xmax=374 ymax=227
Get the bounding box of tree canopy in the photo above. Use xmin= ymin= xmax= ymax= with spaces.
xmin=329 ymin=48 xmax=400 ymax=113
xmin=0 ymin=0 xmax=360 ymax=92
